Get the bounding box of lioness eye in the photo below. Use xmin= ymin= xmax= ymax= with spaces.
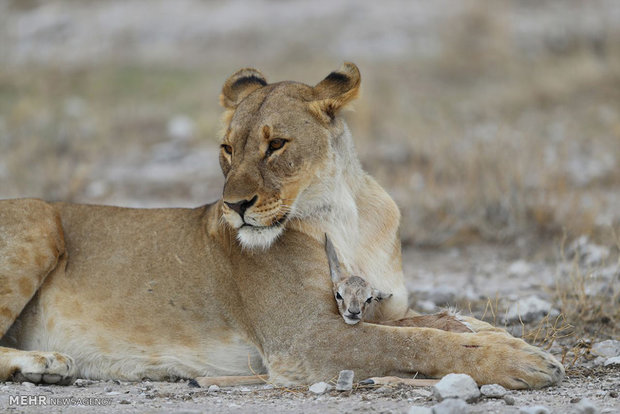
xmin=221 ymin=144 xmax=233 ymax=155
xmin=336 ymin=292 xmax=343 ymax=300
xmin=366 ymin=297 xmax=372 ymax=304
xmin=268 ymin=139 xmax=287 ymax=153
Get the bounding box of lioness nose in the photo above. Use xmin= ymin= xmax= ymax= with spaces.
xmin=225 ymin=195 xmax=257 ymax=218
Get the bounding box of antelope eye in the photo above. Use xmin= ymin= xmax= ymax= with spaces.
xmin=221 ymin=144 xmax=233 ymax=155
xmin=366 ymin=297 xmax=373 ymax=304
xmin=268 ymin=139 xmax=287 ymax=152
xmin=336 ymin=292 xmax=343 ymax=300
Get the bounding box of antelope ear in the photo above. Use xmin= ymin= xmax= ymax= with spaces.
xmin=220 ymin=68 xmax=267 ymax=110
xmin=373 ymin=290 xmax=393 ymax=302
xmin=310 ymin=62 xmax=361 ymax=121
xmin=324 ymin=234 xmax=343 ymax=283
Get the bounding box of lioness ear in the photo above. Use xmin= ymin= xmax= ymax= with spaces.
xmin=373 ymin=290 xmax=392 ymax=302
xmin=311 ymin=62 xmax=361 ymax=121
xmin=324 ymin=234 xmax=343 ymax=283
xmin=220 ymin=68 xmax=268 ymax=110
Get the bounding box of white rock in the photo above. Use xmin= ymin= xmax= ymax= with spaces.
xmin=407 ymin=406 xmax=432 ymax=414
xmin=432 ymin=373 xmax=480 ymax=402
xmin=480 ymin=384 xmax=507 ymax=398
xmin=167 ymin=115 xmax=195 ymax=141
xmin=508 ymin=260 xmax=532 ymax=277
xmin=574 ymin=398 xmax=600 ymax=414
xmin=519 ymin=406 xmax=550 ymax=414
xmin=22 ymin=382 xmax=35 ymax=387
xmin=603 ymin=356 xmax=620 ymax=367
xmin=432 ymin=398 xmax=469 ymax=414
xmin=309 ymin=382 xmax=331 ymax=394
xmin=74 ymin=379 xmax=94 ymax=387
xmin=503 ymin=295 xmax=559 ymax=323
xmin=208 ymin=384 xmax=220 ymax=393
xmin=568 ymin=236 xmax=610 ymax=266
xmin=417 ymin=300 xmax=437 ymax=313
xmin=427 ymin=286 xmax=458 ymax=306
xmin=335 ymin=370 xmax=354 ymax=391
xmin=591 ymin=340 xmax=620 ymax=358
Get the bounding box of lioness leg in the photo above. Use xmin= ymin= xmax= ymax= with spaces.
xmin=380 ymin=310 xmax=506 ymax=334
xmin=0 ymin=199 xmax=76 ymax=384
xmin=264 ymin=322 xmax=564 ymax=389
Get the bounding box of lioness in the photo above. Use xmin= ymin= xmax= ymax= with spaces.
xmin=0 ymin=63 xmax=564 ymax=388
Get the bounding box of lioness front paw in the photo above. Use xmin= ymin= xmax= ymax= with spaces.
xmin=474 ymin=333 xmax=565 ymax=389
xmin=11 ymin=351 xmax=76 ymax=385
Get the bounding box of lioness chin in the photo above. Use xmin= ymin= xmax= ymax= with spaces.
xmin=0 ymin=63 xmax=564 ymax=389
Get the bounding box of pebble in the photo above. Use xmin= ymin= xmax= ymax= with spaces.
xmin=74 ymin=379 xmax=94 ymax=387
xmin=22 ymin=382 xmax=35 ymax=387
xmin=504 ymin=395 xmax=515 ymax=405
xmin=519 ymin=406 xmax=550 ymax=414
xmin=119 ymin=399 xmax=131 ymax=404
xmin=591 ymin=340 xmax=620 ymax=358
xmin=503 ymin=295 xmax=559 ymax=323
xmin=574 ymin=398 xmax=600 ymax=414
xmin=336 ymin=370 xmax=354 ymax=391
xmin=408 ymin=406 xmax=433 ymax=414
xmin=432 ymin=373 xmax=480 ymax=402
xmin=208 ymin=385 xmax=220 ymax=393
xmin=480 ymin=384 xmax=507 ymax=398
xmin=309 ymin=382 xmax=331 ymax=394
xmin=104 ymin=386 xmax=113 ymax=392
xmin=432 ymin=398 xmax=469 ymax=414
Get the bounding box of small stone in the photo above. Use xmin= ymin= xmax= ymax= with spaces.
xmin=604 ymin=357 xmax=620 ymax=367
xmin=119 ymin=400 xmax=131 ymax=405
xmin=432 ymin=373 xmax=480 ymax=402
xmin=609 ymin=391 xmax=618 ymax=398
xmin=480 ymin=384 xmax=507 ymax=398
xmin=504 ymin=395 xmax=515 ymax=405
xmin=591 ymin=340 xmax=620 ymax=358
xmin=574 ymin=398 xmax=600 ymax=414
xmin=407 ymin=406 xmax=433 ymax=414
xmin=336 ymin=370 xmax=354 ymax=391
xmin=104 ymin=386 xmax=113 ymax=392
xmin=519 ymin=406 xmax=550 ymax=414
xmin=309 ymin=381 xmax=331 ymax=394
xmin=503 ymin=295 xmax=559 ymax=324
xmin=374 ymin=386 xmax=392 ymax=394
xmin=74 ymin=379 xmax=93 ymax=387
xmin=508 ymin=260 xmax=531 ymax=277
xmin=208 ymin=385 xmax=220 ymax=393
xmin=22 ymin=382 xmax=35 ymax=387
xmin=432 ymin=398 xmax=469 ymax=414
xmin=188 ymin=379 xmax=200 ymax=388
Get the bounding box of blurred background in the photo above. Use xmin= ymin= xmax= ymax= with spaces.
xmin=1 ymin=0 xmax=619 ymax=249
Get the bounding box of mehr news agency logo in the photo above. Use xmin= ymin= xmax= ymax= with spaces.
xmin=9 ymin=395 xmax=113 ymax=406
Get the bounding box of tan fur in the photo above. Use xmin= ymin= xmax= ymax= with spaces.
xmin=325 ymin=235 xmax=392 ymax=324
xmin=0 ymin=64 xmax=564 ymax=389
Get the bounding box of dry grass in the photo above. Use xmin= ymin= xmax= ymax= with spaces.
xmin=1 ymin=1 xmax=619 ymax=242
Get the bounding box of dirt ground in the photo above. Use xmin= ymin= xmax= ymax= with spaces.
xmin=1 ymin=244 xmax=619 ymax=413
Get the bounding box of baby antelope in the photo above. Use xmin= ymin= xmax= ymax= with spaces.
xmin=325 ymin=235 xmax=392 ymax=325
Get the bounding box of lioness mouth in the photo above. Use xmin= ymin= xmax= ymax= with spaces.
xmin=241 ymin=213 xmax=288 ymax=229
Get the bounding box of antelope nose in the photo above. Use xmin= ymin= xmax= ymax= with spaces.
xmin=224 ymin=196 xmax=257 ymax=218
xmin=348 ymin=310 xmax=360 ymax=316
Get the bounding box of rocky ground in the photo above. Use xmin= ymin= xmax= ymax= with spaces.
xmin=1 ymin=242 xmax=618 ymax=413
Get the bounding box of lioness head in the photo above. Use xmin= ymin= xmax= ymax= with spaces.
xmin=218 ymin=63 xmax=361 ymax=249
